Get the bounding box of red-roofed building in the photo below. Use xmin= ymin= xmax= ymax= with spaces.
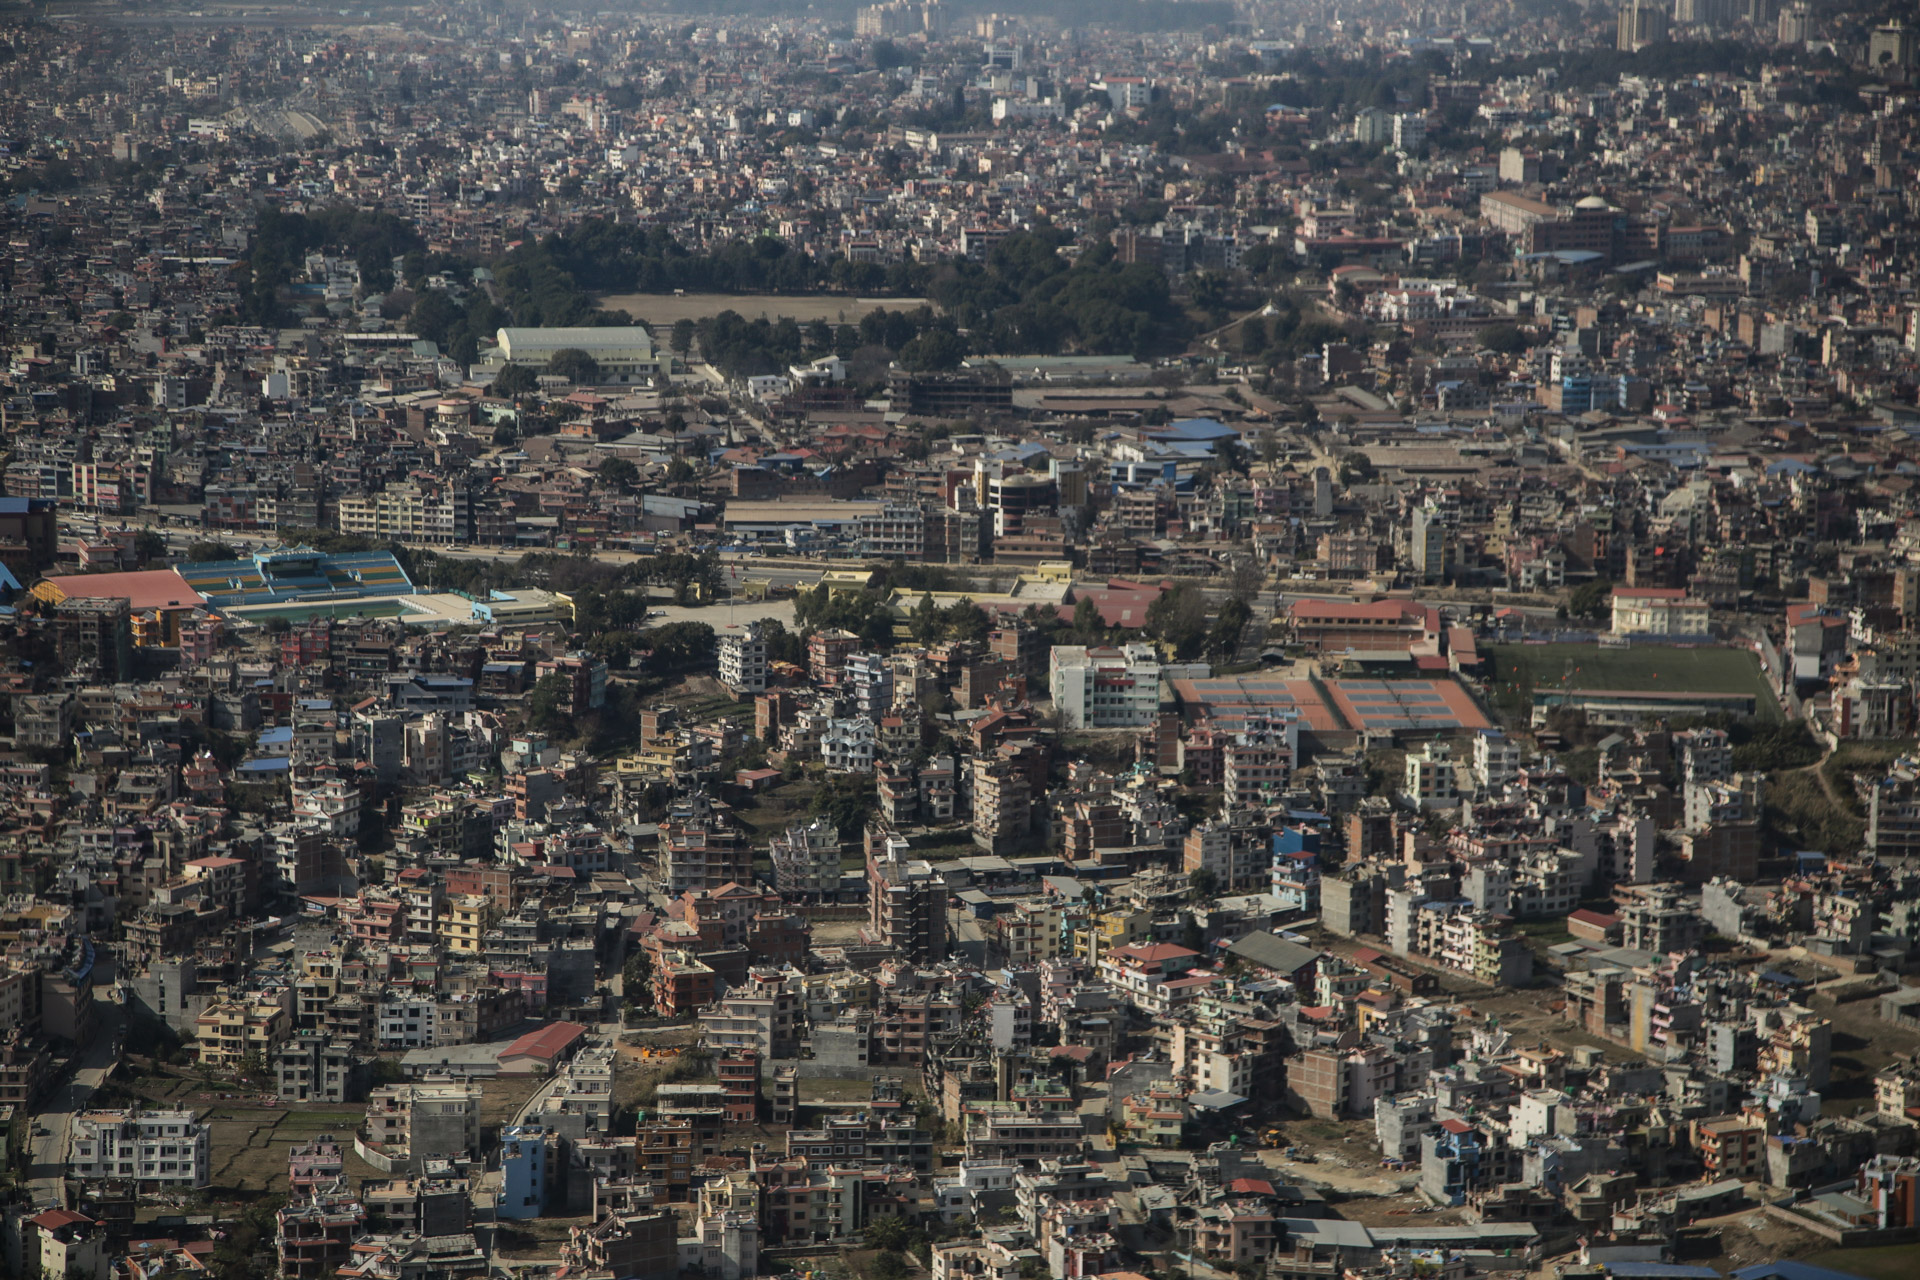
xmin=1055 ymin=579 xmax=1172 ymax=630
xmin=1285 ymin=598 xmax=1440 ymax=653
xmin=1567 ymin=908 xmax=1620 ymax=943
xmin=1098 ymin=944 xmax=1205 ymax=1015
xmin=498 ymin=1021 xmax=588 ymax=1075
xmin=1786 ymin=603 xmax=1850 ymax=682
xmin=32 ymin=569 xmax=209 ymax=647
xmin=27 ymin=1209 xmax=103 ymax=1280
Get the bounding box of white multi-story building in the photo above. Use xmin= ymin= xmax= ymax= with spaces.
xmin=1050 ymin=643 xmax=1162 ymax=729
xmin=717 ymin=620 xmax=769 ymax=695
xmin=932 ymin=1160 xmax=1019 ymax=1223
xmin=1611 ymin=586 xmax=1711 ymax=637
xmin=377 ymin=997 xmax=439 ymax=1050
xmin=770 ymin=818 xmax=842 ymax=900
xmin=69 ymin=1110 xmax=212 ymax=1187
xmin=821 ymin=718 xmax=876 ymax=773
xmin=1471 ymin=729 xmax=1522 ymax=791
xmin=1403 ymin=740 xmax=1460 ymax=810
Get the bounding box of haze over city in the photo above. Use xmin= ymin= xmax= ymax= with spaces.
xmin=0 ymin=7 xmax=1915 ymax=1280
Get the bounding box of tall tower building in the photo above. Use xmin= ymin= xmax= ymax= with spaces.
xmin=1776 ymin=2 xmax=1813 ymax=43
xmin=1617 ymin=0 xmax=1671 ymax=50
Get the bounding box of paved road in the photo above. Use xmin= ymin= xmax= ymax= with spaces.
xmin=28 ymin=987 xmax=126 ymax=1209
xmin=506 ymin=1022 xmax=623 ymax=1128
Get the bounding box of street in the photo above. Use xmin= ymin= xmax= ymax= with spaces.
xmin=28 ymin=984 xmax=126 ymax=1210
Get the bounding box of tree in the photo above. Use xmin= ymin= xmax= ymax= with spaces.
xmin=598 ymin=457 xmax=640 ymax=492
xmin=871 ymin=38 xmax=913 ymax=70
xmin=1258 ymin=430 xmax=1282 ymax=469
xmin=207 ymin=1197 xmax=283 ymax=1280
xmin=1478 ymin=323 xmax=1530 ymax=354
xmin=897 ymin=328 xmax=967 ymax=372
xmin=185 ymin=540 xmax=234 ymax=563
xmin=1568 ymin=578 xmax=1614 ymax=621
xmin=810 ymin=772 xmax=879 ymax=841
xmin=912 ymin=592 xmax=942 ymax=646
xmin=1184 ymin=856 xmax=1218 ymax=908
xmin=1071 ymin=596 xmax=1103 ymax=640
xmin=669 ymin=318 xmax=696 ymax=354
xmin=1207 ymin=596 xmax=1251 ymax=658
xmin=547 ymin=347 xmax=601 ymax=383
xmin=865 ymin=1217 xmax=911 ymax=1252
xmin=1227 ymin=557 xmax=1266 ymax=603
xmin=528 ymin=672 xmax=575 ymax=734
xmin=941 ymin=597 xmax=990 ymax=643
xmin=622 ymin=949 xmax=655 ymax=1011
xmin=1147 ymin=584 xmax=1209 ymax=660
xmin=491 ymin=363 xmax=538 ymax=397
xmin=1241 ymin=316 xmax=1268 ymax=355
xmin=1190 ymin=271 xmax=1229 ymax=319
xmin=639 ymin=621 xmax=717 ymax=673
xmin=133 ymin=529 xmax=169 ymax=565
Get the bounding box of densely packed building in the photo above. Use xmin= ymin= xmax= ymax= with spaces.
xmin=2 ymin=3 xmax=1920 ymax=1280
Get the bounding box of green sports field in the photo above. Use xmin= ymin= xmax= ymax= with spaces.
xmin=1488 ymin=642 xmax=1781 ymax=723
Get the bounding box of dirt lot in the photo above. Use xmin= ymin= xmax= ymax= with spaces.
xmin=1686 ymin=1205 xmax=1829 ymax=1272
xmin=493 ymin=1215 xmax=596 ymax=1259
xmin=731 ymin=771 xmax=820 ymax=846
xmin=1814 ymin=982 xmax=1920 ymax=1114
xmin=811 ymin=918 xmax=869 ymax=945
xmin=119 ymin=1062 xmax=549 ymax=1195
xmin=798 ymin=1076 xmax=925 ymax=1105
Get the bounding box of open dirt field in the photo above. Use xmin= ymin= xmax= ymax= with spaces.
xmin=121 ymin=1063 xmax=549 ymax=1194
xmin=598 ymin=294 xmax=932 ymax=326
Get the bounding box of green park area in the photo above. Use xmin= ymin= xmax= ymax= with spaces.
xmin=1488 ymin=643 xmax=1781 ymax=724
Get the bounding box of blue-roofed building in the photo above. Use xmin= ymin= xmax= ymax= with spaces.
xmin=388 ymin=674 xmax=474 ymax=715
xmin=1733 ymin=1264 xmax=1873 ymax=1280
xmin=0 ymin=494 xmax=55 ymax=569
xmin=1146 ymin=417 xmax=1243 ymax=442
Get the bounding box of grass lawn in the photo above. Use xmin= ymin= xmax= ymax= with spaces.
xmin=909 ymin=830 xmax=980 ymax=861
xmin=205 ymin=1109 xmax=388 ymax=1194
xmin=1806 ymin=1246 xmax=1914 ymax=1280
xmin=1514 ymin=919 xmax=1575 ymax=945
xmin=733 ymin=775 xmax=818 ymax=842
xmin=279 ymin=1110 xmax=363 ymax=1127
xmin=1488 ymin=643 xmax=1781 ymax=723
xmin=801 ymin=1077 xmax=887 ymax=1103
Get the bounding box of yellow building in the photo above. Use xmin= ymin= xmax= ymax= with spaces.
xmin=440 ymin=894 xmax=494 ymax=956
xmin=820 ymin=569 xmax=879 ymax=595
xmin=195 ymin=997 xmax=291 ymax=1072
xmin=615 ymin=738 xmax=684 ymax=783
xmin=1019 ymin=561 xmax=1075 ymax=585
xmin=1069 ymin=905 xmax=1154 ymax=966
